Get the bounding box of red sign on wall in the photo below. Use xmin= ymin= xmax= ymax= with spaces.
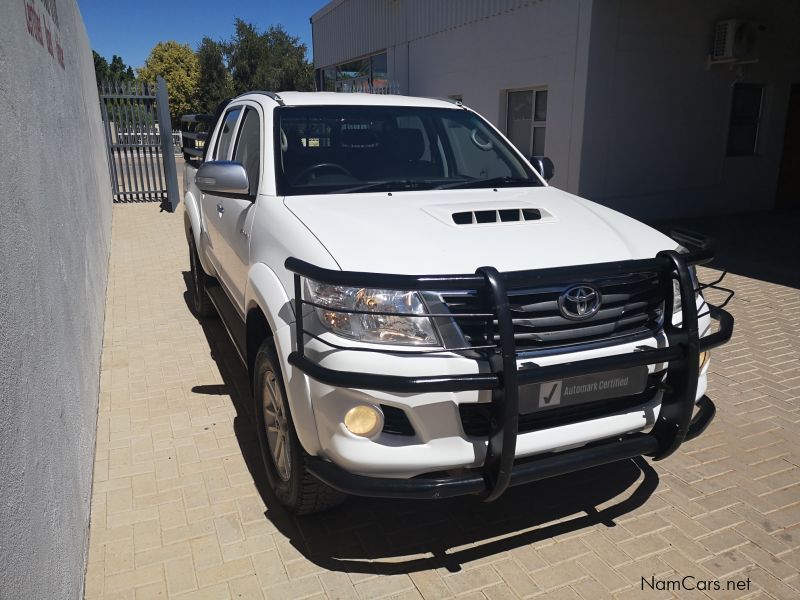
xmin=24 ymin=0 xmax=65 ymax=70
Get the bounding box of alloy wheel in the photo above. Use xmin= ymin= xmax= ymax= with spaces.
xmin=262 ymin=369 xmax=291 ymax=481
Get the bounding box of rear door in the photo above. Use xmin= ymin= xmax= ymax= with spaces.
xmin=214 ymin=104 xmax=262 ymax=310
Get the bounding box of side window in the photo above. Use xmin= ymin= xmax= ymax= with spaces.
xmin=214 ymin=107 xmax=242 ymax=160
xmin=232 ymin=107 xmax=261 ymax=196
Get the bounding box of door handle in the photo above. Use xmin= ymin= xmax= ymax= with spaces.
xmin=216 ymin=202 xmax=224 ymax=215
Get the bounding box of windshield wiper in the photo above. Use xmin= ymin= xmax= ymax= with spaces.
xmin=435 ymin=176 xmax=535 ymax=190
xmin=335 ymin=180 xmax=437 ymax=194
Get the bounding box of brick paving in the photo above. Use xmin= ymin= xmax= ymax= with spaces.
xmin=85 ymin=203 xmax=800 ymax=599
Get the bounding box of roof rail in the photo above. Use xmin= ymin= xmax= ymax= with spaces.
xmin=427 ymin=96 xmax=464 ymax=107
xmin=237 ymin=91 xmax=285 ymax=106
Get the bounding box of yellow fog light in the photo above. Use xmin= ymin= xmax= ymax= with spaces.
xmin=699 ymin=351 xmax=709 ymax=370
xmin=344 ymin=405 xmax=383 ymax=438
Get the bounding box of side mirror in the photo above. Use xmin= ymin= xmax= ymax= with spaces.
xmin=195 ymin=161 xmax=250 ymax=195
xmin=530 ymin=156 xmax=554 ymax=182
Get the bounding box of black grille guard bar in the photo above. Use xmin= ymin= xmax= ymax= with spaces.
xmin=284 ymin=238 xmax=734 ymax=501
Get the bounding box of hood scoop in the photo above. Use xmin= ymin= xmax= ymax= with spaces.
xmin=452 ymin=207 xmax=543 ymax=225
xmin=423 ymin=201 xmax=556 ymax=227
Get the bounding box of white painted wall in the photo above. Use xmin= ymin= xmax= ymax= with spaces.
xmin=579 ymin=0 xmax=800 ymax=219
xmin=405 ymin=1 xmax=592 ymax=192
xmin=0 ymin=1 xmax=112 ymax=597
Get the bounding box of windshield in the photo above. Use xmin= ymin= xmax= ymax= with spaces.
xmin=274 ymin=105 xmax=541 ymax=196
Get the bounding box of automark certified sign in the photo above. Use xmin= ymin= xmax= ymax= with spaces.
xmin=520 ymin=367 xmax=649 ymax=414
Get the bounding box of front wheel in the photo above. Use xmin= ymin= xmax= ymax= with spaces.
xmin=253 ymin=338 xmax=346 ymax=514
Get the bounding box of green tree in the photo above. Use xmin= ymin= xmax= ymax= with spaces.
xmin=263 ymin=25 xmax=314 ymax=91
xmin=138 ymin=41 xmax=200 ymax=124
xmin=196 ymin=37 xmax=234 ymax=113
xmin=109 ymin=55 xmax=136 ymax=81
xmin=92 ymin=51 xmax=109 ymax=87
xmin=93 ymin=51 xmax=136 ymax=88
xmin=226 ymin=20 xmax=314 ymax=94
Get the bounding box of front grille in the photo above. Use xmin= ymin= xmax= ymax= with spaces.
xmin=440 ymin=272 xmax=664 ymax=351
xmin=459 ymin=372 xmax=664 ymax=437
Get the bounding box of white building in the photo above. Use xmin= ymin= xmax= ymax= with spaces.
xmin=311 ymin=0 xmax=800 ymax=220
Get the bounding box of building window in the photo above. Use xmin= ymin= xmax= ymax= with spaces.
xmin=727 ymin=83 xmax=764 ymax=156
xmin=321 ymin=68 xmax=336 ymax=92
xmin=316 ymin=52 xmax=388 ymax=92
xmin=370 ymin=53 xmax=388 ymax=88
xmin=506 ymin=88 xmax=547 ymax=157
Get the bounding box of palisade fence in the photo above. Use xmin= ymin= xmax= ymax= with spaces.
xmin=99 ymin=76 xmax=180 ymax=211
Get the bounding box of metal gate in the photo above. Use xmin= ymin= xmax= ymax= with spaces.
xmin=99 ymin=75 xmax=179 ymax=211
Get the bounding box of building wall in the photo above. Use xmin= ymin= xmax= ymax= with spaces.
xmin=312 ymin=0 xmax=552 ymax=73
xmin=313 ymin=0 xmax=800 ymax=219
xmin=0 ymin=1 xmax=112 ymax=598
xmin=312 ymin=0 xmax=593 ymax=190
xmin=579 ymin=0 xmax=800 ymax=220
xmin=404 ymin=1 xmax=593 ymax=192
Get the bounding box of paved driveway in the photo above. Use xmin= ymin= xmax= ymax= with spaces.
xmin=85 ymin=204 xmax=800 ymax=599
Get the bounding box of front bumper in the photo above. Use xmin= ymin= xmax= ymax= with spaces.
xmin=305 ymin=396 xmax=715 ymax=500
xmin=285 ymin=236 xmax=734 ymax=501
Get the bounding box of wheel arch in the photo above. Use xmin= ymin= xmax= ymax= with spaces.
xmin=184 ymin=189 xmax=201 ymax=244
xmin=246 ymin=262 xmax=321 ymax=455
xmin=184 ymin=190 xmax=215 ymax=275
xmin=246 ymin=305 xmax=272 ymax=386
xmin=244 ymin=262 xmax=295 ymax=359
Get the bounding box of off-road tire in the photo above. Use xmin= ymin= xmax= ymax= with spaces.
xmin=253 ymin=338 xmax=346 ymax=515
xmin=188 ymin=234 xmax=216 ymax=318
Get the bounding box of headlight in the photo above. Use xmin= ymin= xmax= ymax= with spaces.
xmin=672 ymin=279 xmax=682 ymax=315
xmin=306 ymin=281 xmax=440 ymax=346
xmin=672 ymin=267 xmax=698 ymax=316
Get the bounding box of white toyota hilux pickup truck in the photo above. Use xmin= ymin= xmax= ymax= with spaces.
xmin=181 ymin=92 xmax=733 ymax=514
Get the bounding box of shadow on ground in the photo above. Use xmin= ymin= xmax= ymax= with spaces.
xmin=183 ymin=278 xmax=660 ymax=576
xmin=654 ymin=208 xmax=800 ymax=289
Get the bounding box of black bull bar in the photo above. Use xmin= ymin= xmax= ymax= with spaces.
xmin=284 ymin=233 xmax=734 ymax=501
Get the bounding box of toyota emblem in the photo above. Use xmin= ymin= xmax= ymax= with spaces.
xmin=558 ymin=284 xmax=602 ymax=320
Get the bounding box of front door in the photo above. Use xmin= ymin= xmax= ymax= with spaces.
xmin=202 ymin=106 xmax=243 ymax=277
xmin=214 ymin=105 xmax=263 ymax=311
xmin=776 ymin=84 xmax=800 ymax=209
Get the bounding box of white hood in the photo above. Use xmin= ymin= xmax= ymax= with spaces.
xmin=284 ymin=187 xmax=677 ymax=274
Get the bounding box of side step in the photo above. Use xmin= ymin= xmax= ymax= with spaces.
xmin=206 ymin=285 xmax=246 ymax=362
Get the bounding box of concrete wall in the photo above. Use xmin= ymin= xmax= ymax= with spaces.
xmin=0 ymin=1 xmax=112 ymax=598
xmin=312 ymin=0 xmax=593 ymax=191
xmin=579 ymin=0 xmax=800 ymax=220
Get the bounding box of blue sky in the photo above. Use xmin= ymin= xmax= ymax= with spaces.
xmin=78 ymin=0 xmax=330 ymax=69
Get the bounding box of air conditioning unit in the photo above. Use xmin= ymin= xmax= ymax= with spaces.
xmin=711 ymin=19 xmax=758 ymax=62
